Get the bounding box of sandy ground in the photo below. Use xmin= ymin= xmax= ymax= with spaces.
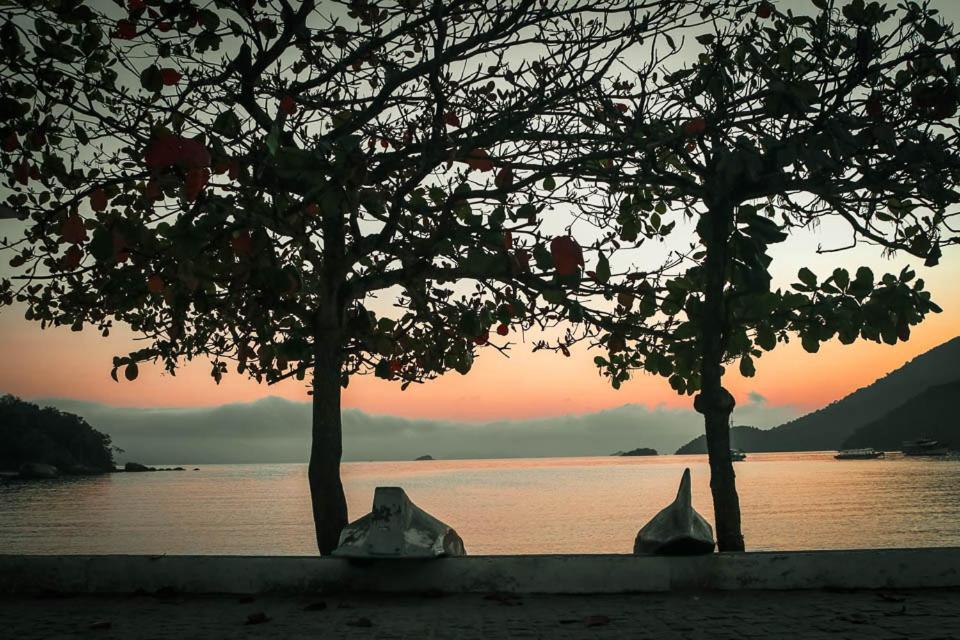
xmin=1 ymin=589 xmax=958 ymax=639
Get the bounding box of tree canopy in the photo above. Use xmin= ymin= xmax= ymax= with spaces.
xmin=0 ymin=0 xmax=716 ymax=553
xmin=566 ymin=0 xmax=960 ymax=550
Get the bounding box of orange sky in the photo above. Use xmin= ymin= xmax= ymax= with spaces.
xmin=0 ymin=264 xmax=956 ymax=420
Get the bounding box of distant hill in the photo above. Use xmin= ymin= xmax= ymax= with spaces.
xmin=841 ymin=380 xmax=959 ymax=451
xmin=676 ymin=426 xmax=767 ymax=455
xmin=674 ymin=336 xmax=960 ymax=454
xmin=0 ymin=395 xmax=118 ymax=473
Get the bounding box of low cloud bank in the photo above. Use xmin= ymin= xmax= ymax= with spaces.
xmin=37 ymin=395 xmax=800 ymax=465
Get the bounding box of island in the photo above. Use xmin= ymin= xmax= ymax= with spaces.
xmin=612 ymin=448 xmax=658 ymax=457
xmin=414 ymin=455 xmax=435 ymax=461
xmin=1 ymin=394 xmax=118 ymax=478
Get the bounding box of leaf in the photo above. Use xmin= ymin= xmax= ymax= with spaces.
xmin=139 ymin=64 xmax=162 ymax=93
xmin=595 ymin=253 xmax=611 ymax=283
xmin=739 ymin=355 xmax=756 ymax=377
xmin=797 ymin=267 xmax=817 ymax=287
xmin=124 ymin=362 xmax=139 ymax=381
xmin=542 ymin=176 xmax=556 ymax=190
xmin=801 ymin=333 xmax=820 ymax=354
xmin=832 ymin=268 xmax=849 ymax=290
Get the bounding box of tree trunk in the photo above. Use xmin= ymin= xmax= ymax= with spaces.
xmin=695 ymin=198 xmax=746 ymax=552
xmin=309 ymin=332 xmax=348 ymax=555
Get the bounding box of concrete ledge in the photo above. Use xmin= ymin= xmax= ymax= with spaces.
xmin=1 ymin=548 xmax=958 ymax=595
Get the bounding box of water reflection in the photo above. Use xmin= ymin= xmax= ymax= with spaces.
xmin=1 ymin=453 xmax=958 ymax=555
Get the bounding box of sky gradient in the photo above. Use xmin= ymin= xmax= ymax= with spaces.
xmin=1 ymin=0 xmax=959 ymax=423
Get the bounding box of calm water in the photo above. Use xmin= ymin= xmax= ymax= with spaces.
xmin=1 ymin=453 xmax=959 ymax=555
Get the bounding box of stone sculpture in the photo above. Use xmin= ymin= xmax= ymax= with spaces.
xmin=634 ymin=468 xmax=716 ymax=555
xmin=333 ymin=486 xmax=466 ymax=558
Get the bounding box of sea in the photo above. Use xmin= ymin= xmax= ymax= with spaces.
xmin=1 ymin=452 xmax=958 ymax=555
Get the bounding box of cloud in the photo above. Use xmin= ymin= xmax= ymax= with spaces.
xmin=32 ymin=396 xmax=802 ymax=465
xmin=747 ymin=391 xmax=767 ymax=406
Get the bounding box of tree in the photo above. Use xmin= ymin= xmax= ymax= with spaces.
xmin=0 ymin=0 xmax=709 ymax=553
xmin=573 ymin=0 xmax=960 ymax=550
xmin=0 ymin=394 xmax=119 ymax=473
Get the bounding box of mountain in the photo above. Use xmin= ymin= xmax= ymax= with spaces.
xmin=675 ymin=426 xmax=767 ymax=455
xmin=841 ymin=380 xmax=959 ymax=451
xmin=674 ymin=336 xmax=960 ymax=454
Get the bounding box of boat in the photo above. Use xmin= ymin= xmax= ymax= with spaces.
xmin=634 ymin=468 xmax=715 ymax=555
xmin=730 ymin=449 xmax=746 ymax=462
xmin=902 ymin=438 xmax=949 ymax=456
xmin=333 ymin=486 xmax=466 ymax=558
xmin=835 ymin=448 xmax=885 ymax=460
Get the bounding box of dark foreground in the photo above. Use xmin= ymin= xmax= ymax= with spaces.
xmin=2 ymin=589 xmax=958 ymax=639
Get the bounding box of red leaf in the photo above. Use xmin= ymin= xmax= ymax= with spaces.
xmin=160 ymin=68 xmax=182 ymax=86
xmin=13 ymin=160 xmax=29 ymax=185
xmin=613 ymin=103 xmax=629 ymax=113
xmin=473 ymin=330 xmax=489 ymax=346
xmin=2 ymin=133 xmax=19 ymax=152
xmin=550 ymin=236 xmax=584 ymax=276
xmin=183 ymin=167 xmax=210 ymax=201
xmin=158 ymin=21 xmax=172 ymax=32
xmin=60 ymin=214 xmax=87 ymax=245
xmin=147 ymin=274 xmax=165 ymax=294
xmin=683 ymin=117 xmax=707 ymax=136
xmin=502 ymin=231 xmax=513 ymax=250
xmin=89 ymin=188 xmax=108 ymax=212
xmin=444 ymin=112 xmax=460 ymax=127
xmin=114 ymin=19 xmax=137 ymax=39
xmin=756 ymin=2 xmax=773 ymax=19
xmin=279 ymin=94 xmax=297 ymax=116
xmin=145 ymin=179 xmax=162 ymax=200
xmin=461 ymin=148 xmax=493 ymax=172
xmin=127 ymin=0 xmax=145 ymax=11
xmin=303 ymin=203 xmax=319 ymax=216
xmin=144 ymin=134 xmax=211 ymax=172
xmin=112 ymin=231 xmax=129 ymax=263
xmin=496 ymin=323 xmax=509 ymax=336
xmin=494 ymin=167 xmax=514 ymax=189
xmin=61 ymin=245 xmax=83 ymax=270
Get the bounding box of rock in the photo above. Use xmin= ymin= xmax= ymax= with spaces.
xmin=124 ymin=462 xmax=151 ymax=472
xmin=633 ymin=468 xmax=715 ymax=555
xmin=334 ymin=486 xmax=466 ymax=558
xmin=63 ymin=464 xmax=105 ymax=475
xmin=173 ymin=467 xmax=185 ymax=471
xmin=244 ymin=612 xmax=270 ymax=626
xmin=616 ymin=448 xmax=658 ymax=457
xmin=414 ymin=454 xmax=434 ymax=461
xmin=18 ymin=462 xmax=60 ymax=479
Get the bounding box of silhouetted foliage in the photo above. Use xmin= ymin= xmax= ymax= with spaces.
xmin=561 ymin=0 xmax=960 ymax=550
xmin=0 ymin=395 xmax=118 ymax=472
xmin=0 ymin=0 xmax=713 ymax=553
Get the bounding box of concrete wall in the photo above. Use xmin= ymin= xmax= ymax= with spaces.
xmin=1 ymin=548 xmax=958 ymax=595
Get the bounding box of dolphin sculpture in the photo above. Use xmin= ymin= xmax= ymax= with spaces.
xmin=333 ymin=486 xmax=466 ymax=558
xmin=634 ymin=468 xmax=716 ymax=555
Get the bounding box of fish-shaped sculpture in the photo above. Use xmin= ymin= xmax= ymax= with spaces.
xmin=333 ymin=486 xmax=466 ymax=558
xmin=633 ymin=468 xmax=716 ymax=555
